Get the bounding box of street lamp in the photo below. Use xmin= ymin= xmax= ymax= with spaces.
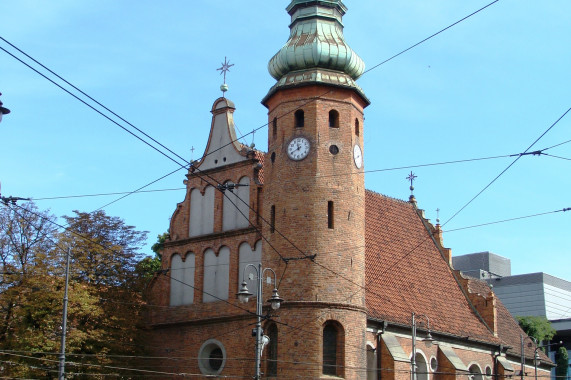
xmin=533 ymin=340 xmax=562 ymax=380
xmin=0 ymin=92 xmax=10 ymax=123
xmin=237 ymin=263 xmax=283 ymax=380
xmin=411 ymin=312 xmax=435 ymax=380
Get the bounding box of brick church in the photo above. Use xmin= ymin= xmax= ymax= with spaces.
xmin=144 ymin=1 xmax=552 ymax=379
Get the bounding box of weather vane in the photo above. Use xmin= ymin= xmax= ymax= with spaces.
xmin=217 ymin=57 xmax=234 ymax=97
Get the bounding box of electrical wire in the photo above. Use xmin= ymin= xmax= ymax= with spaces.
xmin=363 ymin=0 xmax=501 ymax=75
xmin=1 ymin=2 xmax=563 ymax=375
xmin=442 ymin=105 xmax=570 ymax=227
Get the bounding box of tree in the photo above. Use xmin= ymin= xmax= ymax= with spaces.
xmin=135 ymin=231 xmax=168 ymax=280
xmin=150 ymin=231 xmax=169 ymax=259
xmin=556 ymin=347 xmax=569 ymax=380
xmin=516 ymin=316 xmax=556 ymax=347
xmin=0 ymin=203 xmax=149 ymax=378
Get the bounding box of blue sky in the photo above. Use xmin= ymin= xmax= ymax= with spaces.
xmin=1 ymin=1 xmax=569 ymax=284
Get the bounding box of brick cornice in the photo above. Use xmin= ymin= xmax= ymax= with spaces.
xmin=164 ymin=227 xmax=260 ymax=248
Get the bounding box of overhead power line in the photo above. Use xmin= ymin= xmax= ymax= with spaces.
xmin=442 ymin=106 xmax=571 ymax=227
xmin=363 ymin=0 xmax=501 ymax=74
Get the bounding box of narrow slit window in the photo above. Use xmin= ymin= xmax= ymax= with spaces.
xmin=329 ymin=110 xmax=339 ymax=128
xmin=328 ymin=201 xmax=334 ymax=229
xmin=355 ymin=118 xmax=360 ymax=136
xmin=270 ymin=205 xmax=276 ymax=233
xmin=272 ymin=117 xmax=277 ymax=138
xmin=295 ymin=109 xmax=304 ymax=128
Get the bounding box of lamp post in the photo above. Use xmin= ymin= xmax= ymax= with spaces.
xmin=0 ymin=92 xmax=10 ymax=123
xmin=411 ymin=313 xmax=435 ymax=380
xmin=533 ymin=341 xmax=563 ymax=380
xmin=521 ymin=335 xmax=536 ymax=380
xmin=237 ymin=263 xmax=283 ymax=380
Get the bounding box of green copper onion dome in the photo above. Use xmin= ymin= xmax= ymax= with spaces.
xmin=264 ymin=0 xmax=368 ymax=104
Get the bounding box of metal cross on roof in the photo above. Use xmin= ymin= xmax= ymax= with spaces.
xmin=406 ymin=171 xmax=417 ymax=194
xmin=217 ymin=57 xmax=234 ymax=84
xmin=436 ymin=208 xmax=440 ymax=224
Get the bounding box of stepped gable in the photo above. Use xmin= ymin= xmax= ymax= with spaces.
xmin=467 ymin=277 xmax=551 ymax=362
xmin=364 ymin=190 xmax=501 ymax=343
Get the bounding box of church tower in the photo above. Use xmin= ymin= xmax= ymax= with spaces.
xmin=261 ymin=1 xmax=370 ymax=378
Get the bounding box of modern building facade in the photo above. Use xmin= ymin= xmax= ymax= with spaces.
xmin=454 ymin=252 xmax=571 ymax=379
xmin=143 ymin=2 xmax=552 ymax=379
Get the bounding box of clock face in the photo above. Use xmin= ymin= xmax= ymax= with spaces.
xmin=353 ymin=144 xmax=363 ymax=169
xmin=287 ymin=137 xmax=311 ymax=161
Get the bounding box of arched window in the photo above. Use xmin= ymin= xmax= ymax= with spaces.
xmin=238 ymin=240 xmax=262 ymax=293
xmin=355 ymin=118 xmax=360 ymax=136
xmin=203 ymin=247 xmax=230 ymax=302
xmin=329 ymin=110 xmax=339 ymax=128
xmin=169 ymin=253 xmax=195 ymax=306
xmin=222 ymin=177 xmax=250 ymax=231
xmin=189 ymin=186 xmax=215 ymax=237
xmin=415 ymin=352 xmax=429 ymax=380
xmin=323 ymin=321 xmax=344 ymax=376
xmin=266 ymin=323 xmax=278 ymax=376
xmin=469 ymin=364 xmax=484 ymax=380
xmin=295 ymin=109 xmax=304 ymax=128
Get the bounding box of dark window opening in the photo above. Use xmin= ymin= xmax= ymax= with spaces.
xmin=209 ymin=348 xmax=223 ymax=371
xmin=267 ymin=323 xmax=278 ymax=376
xmin=328 ymin=201 xmax=334 ymax=229
xmin=272 ymin=117 xmax=277 ymax=138
xmin=271 ymin=152 xmax=276 ymax=163
xmin=270 ymin=205 xmax=275 ymax=233
xmin=295 ymin=109 xmax=304 ymax=128
xmin=329 ymin=145 xmax=339 ymax=155
xmin=329 ymin=110 xmax=339 ymax=128
xmin=323 ymin=324 xmax=337 ymax=375
xmin=355 ymin=118 xmax=360 ymax=136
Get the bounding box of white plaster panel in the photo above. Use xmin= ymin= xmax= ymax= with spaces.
xmin=189 ymin=186 xmax=215 ymax=237
xmin=199 ymin=110 xmax=246 ymax=171
xmin=222 ymin=176 xmax=250 ymax=231
xmin=366 ymin=343 xmax=377 ymax=380
xmin=169 ymin=253 xmax=195 ymax=306
xmin=238 ymin=240 xmax=262 ymax=296
xmin=203 ymin=248 xmax=230 ymax=303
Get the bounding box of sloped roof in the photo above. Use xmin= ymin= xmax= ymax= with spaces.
xmin=365 ymin=190 xmax=500 ymax=343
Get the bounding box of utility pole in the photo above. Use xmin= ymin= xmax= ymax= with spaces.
xmin=58 ymin=248 xmax=71 ymax=380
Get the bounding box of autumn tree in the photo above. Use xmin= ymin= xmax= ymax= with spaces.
xmin=0 ymin=203 xmax=149 ymax=378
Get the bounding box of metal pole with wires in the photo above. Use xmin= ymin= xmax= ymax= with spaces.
xmin=58 ymin=248 xmax=71 ymax=380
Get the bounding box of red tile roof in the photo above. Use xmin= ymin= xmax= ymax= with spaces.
xmin=365 ymin=190 xmax=500 ymax=343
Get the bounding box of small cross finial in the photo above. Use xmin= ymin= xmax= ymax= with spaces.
xmin=217 ymin=57 xmax=234 ymax=96
xmin=190 ymin=146 xmax=195 ymax=160
xmin=250 ymin=129 xmax=256 ymax=149
xmin=406 ymin=171 xmax=417 ymax=195
xmin=436 ymin=208 xmax=440 ymax=224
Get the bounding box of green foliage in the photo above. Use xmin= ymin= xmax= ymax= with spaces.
xmin=556 ymin=347 xmax=569 ymax=379
xmin=150 ymin=231 xmax=169 ymax=259
xmin=136 ymin=255 xmax=162 ymax=279
xmin=0 ymin=202 xmax=150 ymax=378
xmin=516 ymin=316 xmax=556 ymax=347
